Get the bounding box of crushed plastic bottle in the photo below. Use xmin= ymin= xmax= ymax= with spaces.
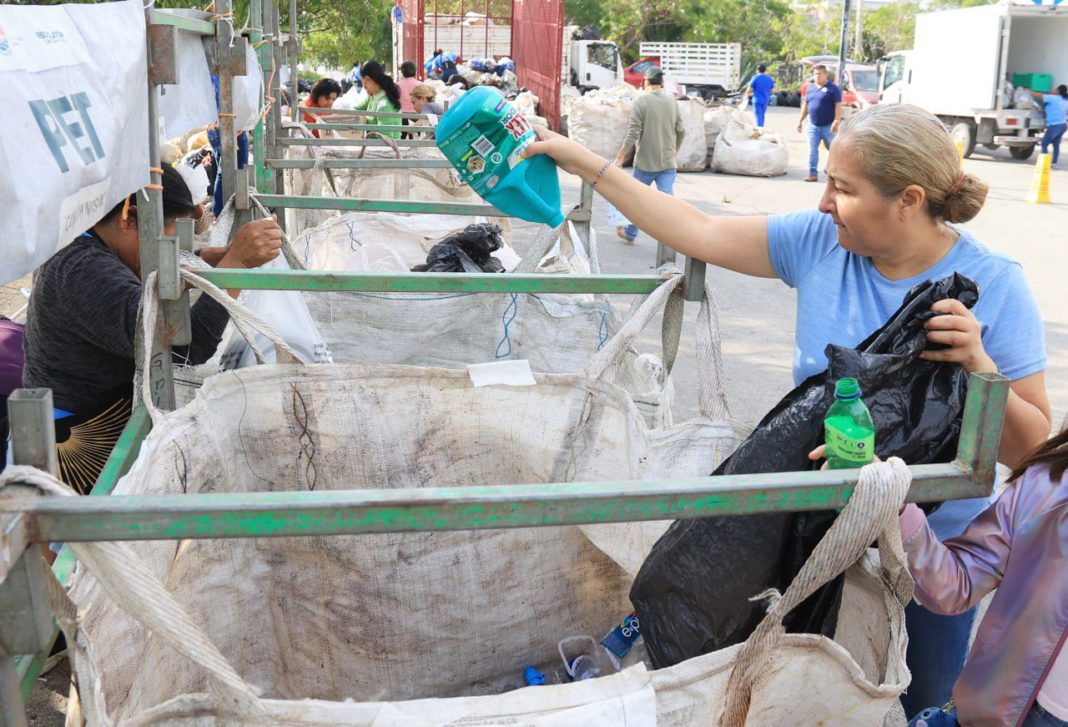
xmin=556 ymin=635 xmax=620 ymax=682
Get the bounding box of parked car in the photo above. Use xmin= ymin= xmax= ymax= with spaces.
xmin=776 ymin=56 xmax=880 ymax=108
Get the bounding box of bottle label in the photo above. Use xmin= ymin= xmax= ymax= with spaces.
xmin=601 ymin=612 xmax=641 ymax=659
xmin=438 ymin=94 xmax=534 ymax=197
xmin=826 ymin=422 xmax=874 ymax=465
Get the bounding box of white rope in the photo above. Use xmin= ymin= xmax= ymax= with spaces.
xmin=581 ymin=269 xmax=681 ymax=383
xmin=140 ymin=266 xmax=303 ymax=424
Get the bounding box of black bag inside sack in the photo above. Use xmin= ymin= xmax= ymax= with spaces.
xmin=631 ymin=273 xmax=978 ymax=669
xmin=411 ymin=223 xmax=506 ymax=274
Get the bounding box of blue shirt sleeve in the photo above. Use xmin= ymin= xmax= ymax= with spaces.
xmin=766 ymin=209 xmax=839 ymax=288
xmin=972 ymin=263 xmax=1047 ymax=381
xmin=832 ymin=84 xmax=843 ymax=103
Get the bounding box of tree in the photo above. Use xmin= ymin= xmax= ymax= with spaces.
xmin=774 ymin=1 xmax=842 ymax=63
xmin=684 ymin=0 xmax=791 ymax=80
xmin=860 ymin=2 xmax=919 ymax=62
xmin=593 ymin=0 xmax=688 ymax=61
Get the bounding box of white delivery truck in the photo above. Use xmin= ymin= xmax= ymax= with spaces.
xmin=878 ymin=2 xmax=1068 ymax=160
xmin=636 ymin=42 xmax=741 ymax=99
xmin=565 ymin=37 xmax=625 ymax=93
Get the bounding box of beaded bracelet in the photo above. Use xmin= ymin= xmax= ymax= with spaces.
xmin=590 ymin=159 xmax=612 ymax=188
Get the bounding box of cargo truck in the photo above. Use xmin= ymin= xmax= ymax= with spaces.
xmin=625 ymin=42 xmax=741 ymax=99
xmin=878 ymin=2 xmax=1068 ymax=160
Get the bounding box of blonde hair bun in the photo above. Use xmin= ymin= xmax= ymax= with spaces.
xmin=839 ymin=104 xmax=989 ymax=224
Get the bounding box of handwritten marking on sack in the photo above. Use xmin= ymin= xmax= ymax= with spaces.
xmin=58 ymin=180 xmax=111 ymax=250
xmin=29 ymin=92 xmax=105 ymax=173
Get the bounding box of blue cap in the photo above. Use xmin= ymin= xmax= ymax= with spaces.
xmin=523 ymin=666 xmax=546 ymax=686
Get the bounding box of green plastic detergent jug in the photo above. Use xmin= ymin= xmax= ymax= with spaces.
xmin=435 ymin=87 xmax=565 ymax=227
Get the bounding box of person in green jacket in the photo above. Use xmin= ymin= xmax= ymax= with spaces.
xmin=354 ymin=60 xmax=403 ymax=139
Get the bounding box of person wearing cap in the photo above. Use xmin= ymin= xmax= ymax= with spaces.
xmin=20 ymin=167 xmax=283 ymax=494
xmin=612 ymin=66 xmax=685 ymax=244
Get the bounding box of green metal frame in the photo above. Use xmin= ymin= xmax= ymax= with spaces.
xmin=279 ymin=137 xmax=438 ymax=147
xmin=266 ymin=158 xmax=455 ymax=170
xmin=1 ymin=373 xmax=1008 ymax=542
xmin=302 ymin=123 xmax=436 ymax=133
xmin=297 ymin=107 xmax=436 ymax=120
xmin=0 ymin=1 xmax=1018 ymax=720
xmin=11 ymin=407 xmax=153 ymax=699
xmin=146 ymin=9 xmax=215 ymax=36
xmin=254 ymin=193 xmax=505 ymax=216
xmin=196 ymin=269 xmax=668 ymax=294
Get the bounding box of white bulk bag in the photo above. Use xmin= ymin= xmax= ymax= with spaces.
xmin=277 ymin=222 xmax=678 ymax=429
xmin=52 ymin=274 xmax=911 ymax=727
xmin=0 ymin=0 xmax=149 ymax=283
xmin=60 ymin=267 xmax=762 ymax=725
xmin=712 ymin=119 xmax=789 ymax=177
xmin=566 ymin=86 xmax=637 ymax=159
xmin=290 ymin=211 xmax=521 ymax=273
xmin=703 ymin=105 xmax=744 ymax=165
xmin=157 ymin=17 xmax=216 ymax=140
xmin=676 ymin=99 xmax=708 ymax=172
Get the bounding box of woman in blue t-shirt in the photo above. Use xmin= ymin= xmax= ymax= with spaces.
xmin=523 ymin=102 xmax=1052 ymax=718
xmin=1026 ymin=84 xmax=1068 ymax=166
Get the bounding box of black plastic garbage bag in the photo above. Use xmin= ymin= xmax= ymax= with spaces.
xmin=411 ymin=223 xmax=506 ymax=273
xmin=631 ymin=273 xmax=978 ymax=669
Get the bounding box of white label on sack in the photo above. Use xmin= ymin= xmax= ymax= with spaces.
xmin=0 ymin=7 xmax=90 ymax=73
xmin=467 ymin=360 xmax=537 ymax=387
xmin=57 ymin=179 xmax=110 ymax=243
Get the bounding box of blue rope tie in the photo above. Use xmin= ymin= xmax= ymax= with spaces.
xmin=495 ymin=293 xmax=519 ymax=358
xmin=597 ymin=311 xmax=609 ymax=351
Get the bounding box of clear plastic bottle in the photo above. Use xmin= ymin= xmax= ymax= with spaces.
xmin=556 ymin=635 xmax=620 ymax=682
xmin=824 ymin=378 xmax=876 ymax=469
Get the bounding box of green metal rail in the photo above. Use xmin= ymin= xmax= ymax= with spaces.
xmin=146 ymin=9 xmax=215 ymax=35
xmin=254 ymin=193 xmax=505 ymax=217
xmin=266 ymin=158 xmax=455 ymax=170
xmin=279 ymin=137 xmax=438 ymax=148
xmin=297 ymin=107 xmax=435 ymax=120
xmin=2 ymin=374 xmax=1009 ymax=545
xmin=195 ymin=269 xmax=669 ymax=294
xmin=12 ymin=463 xmax=996 ymax=543
xmin=303 ymin=122 xmax=437 ymax=134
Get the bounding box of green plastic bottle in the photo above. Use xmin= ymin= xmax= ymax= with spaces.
xmin=824 ymin=378 xmax=876 ymax=469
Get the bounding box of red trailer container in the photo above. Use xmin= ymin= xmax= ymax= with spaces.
xmin=397 ymin=0 xmax=563 ymax=128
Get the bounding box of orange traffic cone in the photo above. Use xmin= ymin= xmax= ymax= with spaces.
xmin=1027 ymin=153 xmax=1052 ymax=204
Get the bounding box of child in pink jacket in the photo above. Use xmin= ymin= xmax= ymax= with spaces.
xmin=903 ymin=428 xmax=1068 ymax=727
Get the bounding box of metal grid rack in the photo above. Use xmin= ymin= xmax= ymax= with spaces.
xmin=0 ymin=1 xmax=1010 ymax=723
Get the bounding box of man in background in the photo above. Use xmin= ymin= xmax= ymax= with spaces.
xmin=613 ymin=66 xmax=685 ymax=244
xmin=797 ymin=64 xmax=842 ymax=182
